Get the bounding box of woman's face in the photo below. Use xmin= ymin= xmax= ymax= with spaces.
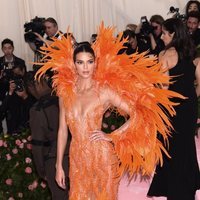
xmin=151 ymin=22 xmax=162 ymax=37
xmin=161 ymin=27 xmax=174 ymax=46
xmin=74 ymin=52 xmax=96 ymax=79
xmin=188 ymin=3 xmax=199 ymax=13
xmin=129 ymin=36 xmax=137 ymax=49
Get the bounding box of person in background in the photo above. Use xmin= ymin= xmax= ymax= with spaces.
xmin=0 ymin=38 xmax=26 ymax=101
xmin=0 ymin=65 xmax=35 ymax=135
xmin=29 ymin=17 xmax=62 ymax=55
xmin=44 ymin=18 xmax=60 ymax=40
xmin=0 ymin=39 xmax=27 ymax=134
xmin=186 ymin=11 xmax=200 ymax=50
xmin=117 ymin=29 xmax=149 ymax=55
xmin=26 ymin=71 xmax=70 ymax=200
xmin=90 ymin=34 xmax=98 ymax=44
xmin=32 ymin=18 xmax=77 ymax=63
xmin=0 ymin=38 xmax=26 ymax=72
xmin=118 ymin=30 xmax=138 ymax=55
xmin=135 ymin=15 xmax=165 ymax=56
xmin=148 ymin=15 xmax=165 ymax=55
xmin=185 ymin=0 xmax=200 ymax=17
xmin=125 ymin=23 xmax=137 ymax=32
xmin=148 ymin=18 xmax=200 ymax=200
xmin=35 ymin=17 xmax=78 ymax=47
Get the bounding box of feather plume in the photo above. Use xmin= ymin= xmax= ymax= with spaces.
xmin=35 ymin=22 xmax=184 ymax=177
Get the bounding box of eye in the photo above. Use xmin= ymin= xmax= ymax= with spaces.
xmin=88 ymin=60 xmax=94 ymax=64
xmin=76 ymin=61 xmax=83 ymax=65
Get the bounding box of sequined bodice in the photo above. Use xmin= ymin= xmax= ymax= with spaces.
xmin=67 ymin=102 xmax=104 ymax=142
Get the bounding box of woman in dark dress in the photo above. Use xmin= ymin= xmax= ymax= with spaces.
xmin=148 ymin=18 xmax=200 ymax=200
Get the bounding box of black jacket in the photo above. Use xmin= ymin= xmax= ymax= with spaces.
xmin=30 ymin=94 xmax=70 ymax=178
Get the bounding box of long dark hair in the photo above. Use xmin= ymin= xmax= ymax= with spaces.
xmin=185 ymin=0 xmax=200 ymax=16
xmin=73 ymin=42 xmax=95 ymax=62
xmin=163 ymin=18 xmax=195 ymax=60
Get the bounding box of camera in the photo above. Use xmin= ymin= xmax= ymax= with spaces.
xmin=13 ymin=78 xmax=24 ymax=92
xmin=168 ymin=6 xmax=186 ymax=21
xmin=24 ymin=16 xmax=46 ymax=48
xmin=0 ymin=62 xmax=14 ymax=81
xmin=140 ymin=16 xmax=155 ymax=36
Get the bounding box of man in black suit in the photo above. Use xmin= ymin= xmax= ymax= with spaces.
xmin=33 ymin=17 xmax=61 ymax=46
xmin=0 ymin=38 xmax=26 ymax=73
xmin=0 ymin=38 xmax=26 ymax=134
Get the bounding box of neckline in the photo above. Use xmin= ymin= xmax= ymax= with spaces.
xmin=75 ymin=80 xmax=96 ymax=95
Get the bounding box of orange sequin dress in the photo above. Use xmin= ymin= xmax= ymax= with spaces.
xmin=36 ymin=23 xmax=184 ymax=199
xmin=67 ymin=93 xmax=119 ymax=199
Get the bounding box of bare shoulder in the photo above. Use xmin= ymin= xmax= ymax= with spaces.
xmin=193 ymin=57 xmax=200 ymax=66
xmin=159 ymin=48 xmax=178 ymax=69
xmin=99 ymin=86 xmax=110 ymax=109
xmin=99 ymin=86 xmax=116 ymax=107
xmin=99 ymin=85 xmax=130 ymax=113
xmin=158 ymin=50 xmax=165 ymax=58
xmin=159 ymin=48 xmax=176 ymax=58
xmin=99 ymin=85 xmax=112 ymax=101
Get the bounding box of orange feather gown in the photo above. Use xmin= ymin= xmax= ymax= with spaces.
xmin=36 ymin=23 xmax=183 ymax=199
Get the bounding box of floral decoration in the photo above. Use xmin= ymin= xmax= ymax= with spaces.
xmin=0 ymin=130 xmax=51 ymax=200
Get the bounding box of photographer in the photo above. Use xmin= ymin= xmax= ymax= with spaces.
xmin=25 ymin=17 xmax=71 ymax=62
xmin=0 ymin=39 xmax=26 ymax=100
xmin=118 ymin=30 xmax=137 ymax=55
xmin=0 ymin=39 xmax=26 ymax=76
xmin=43 ymin=17 xmax=61 ymax=42
xmin=0 ymin=38 xmax=27 ymax=134
xmin=0 ymin=65 xmax=35 ymax=135
xmin=24 ymin=17 xmax=46 ymax=62
xmin=135 ymin=15 xmax=165 ymax=56
xmin=118 ymin=29 xmax=146 ymax=55
xmin=29 ymin=17 xmax=60 ymax=48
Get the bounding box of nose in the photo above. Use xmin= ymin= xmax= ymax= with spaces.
xmin=188 ymin=23 xmax=192 ymax=27
xmin=83 ymin=62 xmax=88 ymax=69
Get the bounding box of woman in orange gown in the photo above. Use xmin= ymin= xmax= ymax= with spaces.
xmin=56 ymin=43 xmax=129 ymax=199
xmin=36 ymin=24 xmax=183 ymax=200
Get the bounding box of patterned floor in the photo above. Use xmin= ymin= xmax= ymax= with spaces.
xmin=118 ymin=137 xmax=200 ymax=200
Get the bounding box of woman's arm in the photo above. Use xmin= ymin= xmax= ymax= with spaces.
xmin=149 ymin=33 xmax=157 ymax=50
xmin=158 ymin=50 xmax=171 ymax=89
xmin=55 ymin=97 xmax=68 ymax=189
xmin=106 ymin=88 xmax=131 ymax=134
xmin=90 ymin=88 xmax=130 ymax=142
xmin=194 ymin=58 xmax=200 ymax=97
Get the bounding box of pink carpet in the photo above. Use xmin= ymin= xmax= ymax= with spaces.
xmin=118 ymin=137 xmax=200 ymax=200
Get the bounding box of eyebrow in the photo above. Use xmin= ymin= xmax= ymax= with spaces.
xmin=76 ymin=58 xmax=94 ymax=62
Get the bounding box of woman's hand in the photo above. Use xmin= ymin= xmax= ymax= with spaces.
xmin=55 ymin=166 xmax=66 ymax=189
xmin=89 ymin=130 xmax=112 ymax=142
